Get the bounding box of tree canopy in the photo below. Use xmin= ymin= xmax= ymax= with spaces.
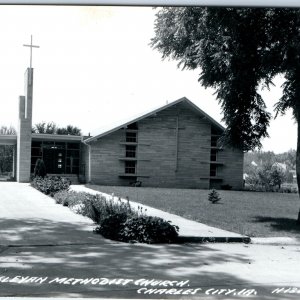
xmin=151 ymin=7 xmax=300 ymax=222
xmin=32 ymin=122 xmax=81 ymax=136
xmin=0 ymin=125 xmax=16 ymax=135
xmin=151 ymin=7 xmax=300 ymax=151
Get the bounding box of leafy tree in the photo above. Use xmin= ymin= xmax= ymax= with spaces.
xmin=246 ymin=160 xmax=286 ymax=190
xmin=56 ymin=125 xmax=81 ymax=136
xmin=276 ymin=149 xmax=296 ymax=169
xmin=151 ymin=7 xmax=300 ymax=223
xmin=270 ymin=166 xmax=286 ymax=189
xmin=32 ymin=121 xmax=57 ymax=134
xmin=0 ymin=126 xmax=16 ymax=135
xmin=32 ymin=122 xmax=81 ymax=136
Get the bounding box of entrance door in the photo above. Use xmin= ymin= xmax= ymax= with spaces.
xmin=43 ymin=148 xmax=65 ymax=174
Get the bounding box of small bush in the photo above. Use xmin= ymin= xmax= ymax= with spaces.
xmin=208 ymin=189 xmax=221 ymax=204
xmin=120 ymin=216 xmax=179 ymax=243
xmin=94 ymin=212 xmax=128 ymax=240
xmin=31 ymin=176 xmax=70 ymax=196
xmin=79 ymin=193 xmax=136 ymax=224
xmin=53 ymin=190 xmax=84 ymax=207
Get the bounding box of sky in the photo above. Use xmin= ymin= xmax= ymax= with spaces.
xmin=0 ymin=5 xmax=297 ymax=154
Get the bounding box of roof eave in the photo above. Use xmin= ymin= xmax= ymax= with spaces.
xmin=85 ymin=97 xmax=225 ymax=143
xmin=32 ymin=133 xmax=83 ymax=142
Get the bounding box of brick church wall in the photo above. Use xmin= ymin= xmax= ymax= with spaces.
xmin=136 ymin=103 xmax=211 ymax=188
xmin=86 ymin=101 xmax=244 ymax=189
xmin=89 ymin=130 xmax=133 ymax=186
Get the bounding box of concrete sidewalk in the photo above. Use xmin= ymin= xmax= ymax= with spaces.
xmin=0 ymin=182 xmax=101 ymax=246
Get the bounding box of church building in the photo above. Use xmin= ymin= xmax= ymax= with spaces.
xmin=0 ymin=66 xmax=244 ymax=190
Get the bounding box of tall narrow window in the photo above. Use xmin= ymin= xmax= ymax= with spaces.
xmin=210 ymin=149 xmax=217 ymax=161
xmin=210 ymin=165 xmax=217 ymax=177
xmin=126 ymin=131 xmax=137 ymax=142
xmin=125 ymin=161 xmax=136 ymax=174
xmin=211 ymin=136 xmax=218 ymax=147
xmin=126 ymin=145 xmax=136 ymax=158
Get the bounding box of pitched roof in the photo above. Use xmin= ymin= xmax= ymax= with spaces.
xmin=84 ymin=97 xmax=224 ymax=144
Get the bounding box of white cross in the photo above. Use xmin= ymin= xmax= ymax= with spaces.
xmin=23 ymin=35 xmax=40 ymax=68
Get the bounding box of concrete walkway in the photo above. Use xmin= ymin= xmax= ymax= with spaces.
xmin=0 ymin=182 xmax=101 ymax=246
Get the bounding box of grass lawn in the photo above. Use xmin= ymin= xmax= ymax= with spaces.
xmin=86 ymin=184 xmax=300 ymax=238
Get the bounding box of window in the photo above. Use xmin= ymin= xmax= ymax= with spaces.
xmin=126 ymin=131 xmax=137 ymax=142
xmin=125 ymin=161 xmax=136 ymax=174
xmin=31 ymin=147 xmax=42 ymax=156
xmin=210 ymin=165 xmax=217 ymax=177
xmin=126 ymin=145 xmax=136 ymax=157
xmin=210 ymin=149 xmax=217 ymax=161
xmin=211 ymin=136 xmax=218 ymax=147
xmin=67 ymin=143 xmax=80 ymax=150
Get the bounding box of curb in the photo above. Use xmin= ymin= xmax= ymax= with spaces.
xmin=175 ymin=236 xmax=251 ymax=244
xmin=250 ymin=237 xmax=300 ymax=246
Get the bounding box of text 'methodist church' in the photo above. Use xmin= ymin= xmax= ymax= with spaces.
xmin=1 ymin=66 xmax=244 ymax=190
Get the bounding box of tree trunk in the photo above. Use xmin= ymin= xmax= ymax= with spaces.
xmin=297 ymin=117 xmax=300 ymax=224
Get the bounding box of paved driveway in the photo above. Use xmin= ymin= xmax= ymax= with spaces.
xmin=0 ymin=182 xmax=300 ymax=299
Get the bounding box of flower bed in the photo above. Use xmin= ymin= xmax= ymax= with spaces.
xmin=32 ymin=178 xmax=179 ymax=244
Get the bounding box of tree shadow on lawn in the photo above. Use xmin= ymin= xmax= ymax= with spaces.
xmin=253 ymin=216 xmax=300 ymax=234
xmin=0 ymin=219 xmax=298 ymax=299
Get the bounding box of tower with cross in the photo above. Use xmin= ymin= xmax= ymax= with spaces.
xmin=17 ymin=35 xmax=40 ymax=182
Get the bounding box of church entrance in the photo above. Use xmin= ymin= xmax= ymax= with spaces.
xmin=31 ymin=140 xmax=81 ymax=175
xmin=43 ymin=147 xmax=65 ymax=174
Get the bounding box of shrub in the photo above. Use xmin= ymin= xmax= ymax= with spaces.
xmin=33 ymin=159 xmax=47 ymax=178
xmin=79 ymin=193 xmax=179 ymax=243
xmin=94 ymin=212 xmax=128 ymax=240
xmin=31 ymin=176 xmax=70 ymax=196
xmin=120 ymin=216 xmax=179 ymax=243
xmin=79 ymin=193 xmax=136 ymax=224
xmin=208 ymin=189 xmax=221 ymax=204
xmin=53 ymin=190 xmax=85 ymax=207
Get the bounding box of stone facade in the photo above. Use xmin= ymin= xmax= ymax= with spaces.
xmin=86 ymin=100 xmax=244 ymax=189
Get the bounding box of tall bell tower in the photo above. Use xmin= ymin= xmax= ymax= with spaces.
xmin=16 ymin=36 xmax=39 ymax=182
xmin=17 ymin=69 xmax=34 ymax=182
